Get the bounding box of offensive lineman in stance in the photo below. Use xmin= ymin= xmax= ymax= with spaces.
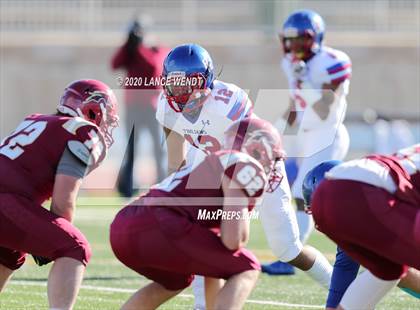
xmin=110 ymin=118 xmax=282 ymax=309
xmin=0 ymin=80 xmax=118 ymax=309
xmin=303 ymin=145 xmax=420 ymax=309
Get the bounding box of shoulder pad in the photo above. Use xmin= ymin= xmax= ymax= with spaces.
xmin=67 ymin=140 xmax=93 ymax=165
xmin=312 ymin=48 xmax=352 ymax=85
xmin=62 ymin=117 xmax=97 ymax=135
xmin=67 ymin=126 xmax=106 ymax=166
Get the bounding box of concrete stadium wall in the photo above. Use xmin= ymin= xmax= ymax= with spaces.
xmin=1 ymin=33 xmax=419 ymax=136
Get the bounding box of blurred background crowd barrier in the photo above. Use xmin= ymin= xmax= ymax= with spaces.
xmin=1 ymin=0 xmax=419 ymax=189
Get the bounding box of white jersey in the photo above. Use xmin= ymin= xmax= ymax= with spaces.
xmin=156 ymin=79 xmax=253 ymax=158
xmin=282 ymin=46 xmax=351 ymax=131
xmin=158 ymin=79 xmax=305 ymax=263
xmin=327 ymin=144 xmax=420 ymax=194
xmin=327 ymin=158 xmax=398 ymax=193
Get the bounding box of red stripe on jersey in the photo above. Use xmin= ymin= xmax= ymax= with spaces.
xmin=331 ymin=73 xmax=351 ymax=85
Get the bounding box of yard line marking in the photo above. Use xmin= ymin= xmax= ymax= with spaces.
xmin=4 ymin=288 xmax=122 ymax=304
xmin=10 ymin=280 xmax=323 ymax=308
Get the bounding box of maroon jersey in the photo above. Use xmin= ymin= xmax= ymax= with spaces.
xmin=367 ymin=144 xmax=420 ymax=206
xmin=393 ymin=144 xmax=420 ymax=191
xmin=0 ymin=114 xmax=106 ymax=204
xmin=135 ymin=150 xmax=267 ymax=228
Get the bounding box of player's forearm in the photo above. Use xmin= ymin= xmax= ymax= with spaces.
xmin=312 ymin=85 xmax=337 ymax=120
xmin=220 ymin=205 xmax=250 ymax=250
xmin=50 ymin=202 xmax=74 ymax=223
xmin=220 ymin=215 xmax=249 ymax=250
xmin=220 ymin=178 xmax=251 ymax=250
xmin=51 ymin=174 xmax=81 ymax=223
xmin=312 ymin=94 xmax=334 ymax=120
xmin=283 ymin=100 xmax=297 ymax=126
xmin=164 ymin=127 xmax=186 ymax=174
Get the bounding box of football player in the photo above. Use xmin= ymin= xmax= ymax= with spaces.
xmin=302 ymin=144 xmax=420 ymax=309
xmin=0 ymin=80 xmax=118 ymax=309
xmin=110 ymin=118 xmax=282 ymax=309
xmin=157 ymin=43 xmax=333 ymax=309
xmin=264 ymin=9 xmax=351 ymax=275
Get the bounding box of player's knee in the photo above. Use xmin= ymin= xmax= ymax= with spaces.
xmin=68 ymin=241 xmax=91 ymax=266
xmin=275 ymin=241 xmax=303 ymax=263
xmin=243 ymin=269 xmax=259 ymax=283
xmin=231 ymin=269 xmax=259 ymax=287
xmin=58 ymin=235 xmax=92 ymax=266
xmin=163 ymin=274 xmax=194 ymax=291
xmin=0 ymin=251 xmax=26 ymax=271
xmin=289 ymin=245 xmax=317 ymax=270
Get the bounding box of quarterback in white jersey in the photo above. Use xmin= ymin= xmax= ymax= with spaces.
xmin=157 ymin=44 xmax=333 ymax=308
xmin=157 ymin=79 xmax=253 ymax=167
xmin=281 ymin=10 xmax=351 ymax=245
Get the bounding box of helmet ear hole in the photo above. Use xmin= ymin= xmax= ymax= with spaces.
xmin=252 ymin=149 xmax=261 ymax=160
xmin=88 ymin=109 xmax=96 ymax=121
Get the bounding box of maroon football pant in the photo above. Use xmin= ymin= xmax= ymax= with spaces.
xmin=312 ymin=179 xmax=420 ymax=280
xmin=0 ymin=193 xmax=91 ymax=269
xmin=110 ymin=205 xmax=260 ymax=290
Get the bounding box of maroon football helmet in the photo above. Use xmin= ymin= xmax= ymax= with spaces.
xmin=58 ymin=79 xmax=119 ymax=147
xmin=225 ymin=117 xmax=285 ymax=192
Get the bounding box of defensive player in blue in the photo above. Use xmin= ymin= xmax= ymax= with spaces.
xmin=303 ymin=156 xmax=420 ymax=309
xmin=264 ymin=9 xmax=351 ymax=275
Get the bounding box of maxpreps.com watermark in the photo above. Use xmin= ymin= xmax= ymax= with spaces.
xmin=197 ymin=209 xmax=259 ymax=221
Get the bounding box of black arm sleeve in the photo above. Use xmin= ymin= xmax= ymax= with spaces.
xmin=56 ymin=147 xmax=89 ymax=178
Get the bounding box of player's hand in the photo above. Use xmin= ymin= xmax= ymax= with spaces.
xmin=292 ymin=88 xmax=322 ymax=109
xmin=32 ymin=255 xmax=53 ymax=266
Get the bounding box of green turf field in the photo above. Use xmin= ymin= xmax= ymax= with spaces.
xmin=1 ymin=196 xmax=417 ymax=309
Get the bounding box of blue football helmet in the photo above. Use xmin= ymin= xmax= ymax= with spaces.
xmin=162 ymin=43 xmax=215 ymax=113
xmin=302 ymin=160 xmax=342 ymax=211
xmin=281 ymin=10 xmax=325 ymax=60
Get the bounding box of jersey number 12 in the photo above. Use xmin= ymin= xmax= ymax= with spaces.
xmin=0 ymin=120 xmax=47 ymax=160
